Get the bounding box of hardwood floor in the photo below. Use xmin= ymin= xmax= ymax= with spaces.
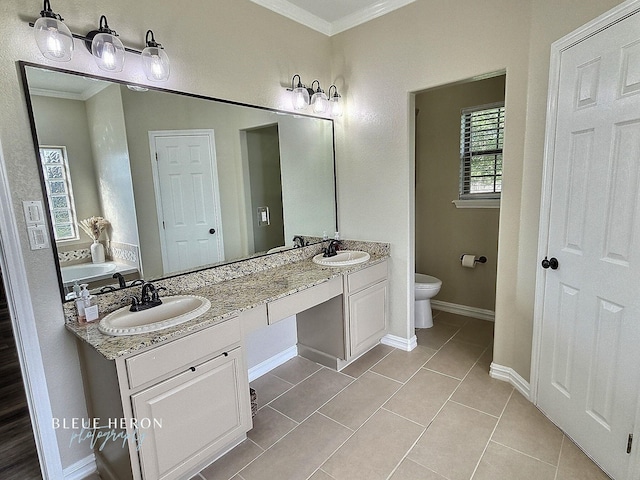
xmin=0 ymin=270 xmax=41 ymax=479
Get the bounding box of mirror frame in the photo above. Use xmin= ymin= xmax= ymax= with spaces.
xmin=18 ymin=61 xmax=338 ymax=302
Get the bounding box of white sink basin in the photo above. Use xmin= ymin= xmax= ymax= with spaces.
xmin=98 ymin=295 xmax=211 ymax=336
xmin=312 ymin=250 xmax=370 ymax=266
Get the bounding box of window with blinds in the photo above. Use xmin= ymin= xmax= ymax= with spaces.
xmin=39 ymin=146 xmax=79 ymax=241
xmin=459 ymin=103 xmax=504 ymax=199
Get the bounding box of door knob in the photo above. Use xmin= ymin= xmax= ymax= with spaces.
xmin=541 ymin=256 xmax=559 ymax=270
xmin=209 ymin=228 xmax=216 ymax=234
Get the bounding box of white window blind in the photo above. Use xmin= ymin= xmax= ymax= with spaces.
xmin=39 ymin=146 xmax=79 ymax=241
xmin=459 ymin=103 xmax=504 ymax=199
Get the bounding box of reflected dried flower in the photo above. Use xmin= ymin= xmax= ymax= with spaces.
xmin=78 ymin=216 xmax=110 ymax=241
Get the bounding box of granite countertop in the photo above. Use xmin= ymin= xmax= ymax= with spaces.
xmin=66 ymin=247 xmax=389 ymax=361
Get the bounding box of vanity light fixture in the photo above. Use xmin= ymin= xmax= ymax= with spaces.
xmin=291 ymin=74 xmax=311 ymax=110
xmin=141 ymin=30 xmax=170 ymax=81
xmin=288 ymin=75 xmax=343 ymax=116
xmin=86 ymin=16 xmax=126 ymax=72
xmin=33 ymin=0 xmax=74 ymax=62
xmin=310 ymin=80 xmax=329 ymax=115
xmin=328 ymin=85 xmax=342 ymax=117
xmin=29 ymin=8 xmax=171 ymax=81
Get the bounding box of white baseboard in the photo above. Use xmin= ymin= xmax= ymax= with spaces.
xmin=248 ymin=345 xmax=298 ymax=382
xmin=63 ymin=454 xmax=96 ymax=480
xmin=490 ymin=362 xmax=531 ymax=400
xmin=432 ymin=300 xmax=495 ymax=322
xmin=381 ymin=333 xmax=417 ymax=351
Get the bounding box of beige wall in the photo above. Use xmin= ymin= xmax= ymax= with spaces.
xmin=0 ymin=0 xmax=625 ymax=472
xmin=330 ymin=0 xmax=622 ymax=378
xmin=415 ymin=75 xmax=505 ymax=311
xmin=31 ymin=95 xmax=101 ymax=247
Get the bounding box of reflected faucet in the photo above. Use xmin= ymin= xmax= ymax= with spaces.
xmin=293 ymin=235 xmax=306 ymax=248
xmin=112 ymin=272 xmax=127 ymax=288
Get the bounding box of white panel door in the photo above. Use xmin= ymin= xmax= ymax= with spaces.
xmin=152 ymin=132 xmax=224 ymax=275
xmin=537 ymin=10 xmax=640 ymax=480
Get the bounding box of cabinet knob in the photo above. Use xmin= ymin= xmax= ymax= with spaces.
xmin=190 ymin=366 xmax=196 ymax=372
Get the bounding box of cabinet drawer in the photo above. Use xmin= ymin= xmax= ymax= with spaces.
xmin=126 ymin=317 xmax=241 ymax=389
xmin=347 ymin=260 xmax=388 ymax=293
xmin=267 ymin=277 xmax=342 ymax=324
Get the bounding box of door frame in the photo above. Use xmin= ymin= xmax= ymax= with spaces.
xmin=0 ymin=141 xmax=63 ymax=477
xmin=531 ymin=0 xmax=640 ymax=475
xmin=148 ymin=129 xmax=225 ymax=275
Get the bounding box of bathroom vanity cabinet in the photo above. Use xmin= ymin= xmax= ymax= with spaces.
xmin=249 ymin=259 xmax=389 ymax=370
xmin=77 ymin=316 xmax=251 ymax=480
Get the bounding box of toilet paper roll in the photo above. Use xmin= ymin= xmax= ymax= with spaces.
xmin=461 ymin=254 xmax=477 ymax=268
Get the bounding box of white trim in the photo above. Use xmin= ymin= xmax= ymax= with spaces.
xmin=249 ymin=0 xmax=416 ymax=36
xmin=62 ymin=454 xmax=96 ymax=480
xmin=490 ymin=362 xmax=531 ymax=400
xmin=0 ymin=141 xmax=63 ymax=478
xmin=432 ymin=300 xmax=495 ymax=322
xmin=452 ymin=198 xmax=500 ymax=209
xmin=530 ymin=0 xmax=640 ymax=405
xmin=248 ymin=345 xmax=298 ymax=382
xmin=381 ymin=333 xmax=417 ymax=351
xmin=29 ymin=83 xmax=110 ymax=102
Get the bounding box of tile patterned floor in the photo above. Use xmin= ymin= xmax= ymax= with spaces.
xmin=191 ymin=311 xmax=611 ymax=480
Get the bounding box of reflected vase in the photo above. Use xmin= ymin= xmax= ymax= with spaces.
xmin=91 ymin=240 xmax=105 ymax=264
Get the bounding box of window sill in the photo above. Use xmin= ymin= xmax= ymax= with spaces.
xmin=452 ymin=198 xmax=501 ymax=209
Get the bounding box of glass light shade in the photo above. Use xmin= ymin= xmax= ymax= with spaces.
xmin=292 ymin=86 xmax=310 ymax=110
xmin=330 ymin=96 xmax=343 ymax=117
xmin=91 ymin=32 xmax=125 ymax=72
xmin=142 ymin=46 xmax=170 ymax=81
xmin=34 ymin=16 xmax=73 ymax=61
xmin=311 ymin=91 xmax=329 ymax=114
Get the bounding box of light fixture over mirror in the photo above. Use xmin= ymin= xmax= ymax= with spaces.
xmin=30 ymin=8 xmax=171 ymax=80
xmin=310 ymin=80 xmax=329 ymax=115
xmin=288 ymin=75 xmax=343 ymax=117
xmin=33 ymin=0 xmax=74 ymax=62
xmin=141 ymin=30 xmax=170 ymax=81
xmin=87 ymin=15 xmax=125 ymax=72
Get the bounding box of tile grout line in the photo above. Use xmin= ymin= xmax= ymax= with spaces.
xmin=468 ymin=388 xmax=515 ymax=479
xmin=490 ymin=439 xmax=562 ymax=469
xmin=554 ymin=435 xmax=565 ymax=480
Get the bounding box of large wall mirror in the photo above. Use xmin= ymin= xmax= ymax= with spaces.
xmin=20 ymin=62 xmax=337 ymax=302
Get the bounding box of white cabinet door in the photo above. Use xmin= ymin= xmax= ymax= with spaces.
xmin=348 ymin=280 xmax=388 ymax=359
xmin=131 ymin=347 xmax=250 ymax=480
xmin=537 ymin=8 xmax=640 ymax=480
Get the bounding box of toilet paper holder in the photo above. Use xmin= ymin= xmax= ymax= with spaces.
xmin=460 ymin=254 xmax=487 ymax=264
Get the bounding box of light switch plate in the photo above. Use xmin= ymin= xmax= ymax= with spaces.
xmin=23 ymin=200 xmax=45 ymax=225
xmin=257 ymin=206 xmax=270 ymax=227
xmin=27 ymin=225 xmax=50 ymax=250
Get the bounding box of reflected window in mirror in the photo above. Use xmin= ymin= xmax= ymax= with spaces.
xmin=39 ymin=146 xmax=79 ymax=241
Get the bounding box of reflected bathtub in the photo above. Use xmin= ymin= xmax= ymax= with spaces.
xmin=60 ymin=262 xmax=118 ymax=285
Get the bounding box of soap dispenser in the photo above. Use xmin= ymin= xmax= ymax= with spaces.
xmin=82 ymin=285 xmax=99 ymax=323
xmin=75 ymin=284 xmax=88 ymax=322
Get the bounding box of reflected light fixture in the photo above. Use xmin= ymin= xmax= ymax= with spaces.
xmin=141 ymin=30 xmax=170 ymax=81
xmin=310 ymin=80 xmax=329 ymax=114
xmin=328 ymin=85 xmax=342 ymax=118
xmin=33 ymin=0 xmax=74 ymax=61
xmin=87 ymin=15 xmax=126 ymax=72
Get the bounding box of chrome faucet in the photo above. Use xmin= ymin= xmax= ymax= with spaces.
xmin=127 ymin=282 xmax=165 ymax=312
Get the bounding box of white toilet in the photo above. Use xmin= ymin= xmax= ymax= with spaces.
xmin=415 ymin=273 xmax=442 ymax=328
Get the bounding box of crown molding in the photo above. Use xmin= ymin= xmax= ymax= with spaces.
xmin=250 ymin=0 xmax=416 ymax=36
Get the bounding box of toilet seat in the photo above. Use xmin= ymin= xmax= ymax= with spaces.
xmin=415 ymin=274 xmax=442 ymax=289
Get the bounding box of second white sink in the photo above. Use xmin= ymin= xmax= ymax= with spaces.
xmin=98 ymin=295 xmax=211 ymax=336
xmin=313 ymin=250 xmax=370 ymax=267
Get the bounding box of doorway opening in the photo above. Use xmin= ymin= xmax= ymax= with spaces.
xmin=414 ymin=72 xmax=505 ymax=332
xmin=0 ymin=265 xmax=41 ymax=478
